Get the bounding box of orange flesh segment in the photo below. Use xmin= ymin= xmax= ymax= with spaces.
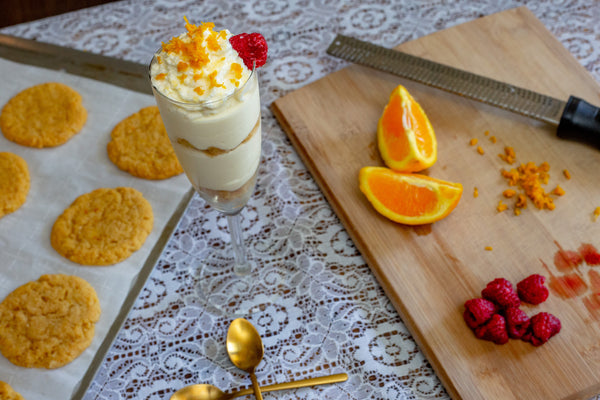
xmin=381 ymin=93 xmax=411 ymax=161
xmin=368 ymin=173 xmax=437 ymax=216
xmin=380 ymin=90 xmax=435 ymax=160
xmin=409 ymin=99 xmax=434 ymax=157
xmin=378 ymin=85 xmax=437 ymax=173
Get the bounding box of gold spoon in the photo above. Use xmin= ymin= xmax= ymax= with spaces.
xmin=169 ymin=373 xmax=349 ymax=400
xmin=226 ymin=318 xmax=264 ymax=400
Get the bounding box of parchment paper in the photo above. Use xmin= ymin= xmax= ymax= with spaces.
xmin=0 ymin=56 xmax=191 ymax=399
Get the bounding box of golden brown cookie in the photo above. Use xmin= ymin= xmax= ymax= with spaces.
xmin=107 ymin=106 xmax=183 ymax=179
xmin=0 ymin=381 xmax=24 ymax=400
xmin=0 ymin=152 xmax=30 ymax=218
xmin=51 ymin=187 xmax=154 ymax=266
xmin=0 ymin=82 xmax=87 ymax=148
xmin=0 ymin=274 xmax=101 ymax=369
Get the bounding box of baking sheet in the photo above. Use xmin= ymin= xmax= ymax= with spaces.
xmin=0 ymin=56 xmax=191 ymax=399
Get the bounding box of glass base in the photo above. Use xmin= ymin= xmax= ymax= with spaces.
xmin=191 ymin=248 xmax=293 ymax=317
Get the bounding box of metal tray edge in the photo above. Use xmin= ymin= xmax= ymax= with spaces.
xmin=0 ymin=33 xmax=152 ymax=95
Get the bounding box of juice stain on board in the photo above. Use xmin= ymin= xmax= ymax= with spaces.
xmin=541 ymin=241 xmax=600 ymax=320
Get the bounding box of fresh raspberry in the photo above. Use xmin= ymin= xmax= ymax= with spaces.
xmin=517 ymin=274 xmax=549 ymax=304
xmin=481 ymin=278 xmax=521 ymax=309
xmin=504 ymin=307 xmax=530 ymax=339
xmin=229 ymin=32 xmax=268 ymax=69
xmin=522 ymin=312 xmax=561 ymax=346
xmin=463 ymin=298 xmax=497 ymax=329
xmin=474 ymin=314 xmax=509 ymax=344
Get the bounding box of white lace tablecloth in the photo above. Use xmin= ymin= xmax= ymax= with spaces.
xmin=2 ymin=1 xmax=599 ymax=399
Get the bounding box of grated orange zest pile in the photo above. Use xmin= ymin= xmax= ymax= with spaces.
xmin=502 ymin=189 xmax=516 ymax=198
xmin=499 ymin=155 xmax=563 ymax=214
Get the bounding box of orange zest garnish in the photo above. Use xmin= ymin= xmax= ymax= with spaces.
xmin=359 ymin=167 xmax=462 ymax=225
xmin=205 ymin=30 xmax=221 ymax=52
xmin=208 ymin=71 xmax=225 ymax=88
xmin=177 ymin=61 xmax=189 ymax=72
xmin=161 ymin=17 xmax=224 ymax=70
xmin=377 ymin=84 xmax=437 ymax=172
xmin=231 ymin=63 xmax=243 ymax=79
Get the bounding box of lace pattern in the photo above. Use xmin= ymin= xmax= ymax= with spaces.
xmin=2 ymin=1 xmax=599 ymax=399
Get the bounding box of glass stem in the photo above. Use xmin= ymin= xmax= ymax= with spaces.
xmin=227 ymin=212 xmax=251 ymax=276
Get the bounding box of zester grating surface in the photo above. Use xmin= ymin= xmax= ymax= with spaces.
xmin=326 ymin=34 xmax=566 ymax=125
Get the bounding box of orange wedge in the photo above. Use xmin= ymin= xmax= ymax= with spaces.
xmin=359 ymin=166 xmax=462 ymax=225
xmin=377 ymin=84 xmax=437 ymax=172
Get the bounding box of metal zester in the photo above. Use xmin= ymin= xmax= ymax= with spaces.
xmin=326 ymin=34 xmax=600 ymax=149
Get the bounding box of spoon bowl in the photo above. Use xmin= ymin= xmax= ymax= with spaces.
xmin=226 ymin=318 xmax=264 ymax=372
xmin=227 ymin=318 xmax=264 ymax=400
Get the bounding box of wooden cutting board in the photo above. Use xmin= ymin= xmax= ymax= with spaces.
xmin=272 ymin=6 xmax=600 ymax=400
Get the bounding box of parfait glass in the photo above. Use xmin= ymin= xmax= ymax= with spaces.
xmin=150 ymin=58 xmax=273 ymax=315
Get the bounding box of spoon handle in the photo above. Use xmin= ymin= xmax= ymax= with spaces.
xmin=249 ymin=373 xmax=263 ymax=400
xmin=232 ymin=373 xmax=348 ymax=398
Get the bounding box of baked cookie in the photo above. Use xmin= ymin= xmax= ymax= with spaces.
xmin=51 ymin=187 xmax=154 ymax=266
xmin=0 ymin=274 xmax=101 ymax=369
xmin=0 ymin=152 xmax=30 ymax=218
xmin=107 ymin=106 xmax=183 ymax=179
xmin=0 ymin=82 xmax=87 ymax=148
xmin=0 ymin=381 xmax=24 ymax=400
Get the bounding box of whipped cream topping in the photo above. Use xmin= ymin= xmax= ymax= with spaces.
xmin=150 ymin=19 xmax=251 ymax=103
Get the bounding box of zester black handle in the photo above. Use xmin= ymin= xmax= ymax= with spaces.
xmin=557 ymin=96 xmax=600 ymax=148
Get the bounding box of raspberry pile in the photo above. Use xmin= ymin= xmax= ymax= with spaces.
xmin=230 ymin=32 xmax=268 ymax=69
xmin=463 ymin=274 xmax=560 ymax=346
